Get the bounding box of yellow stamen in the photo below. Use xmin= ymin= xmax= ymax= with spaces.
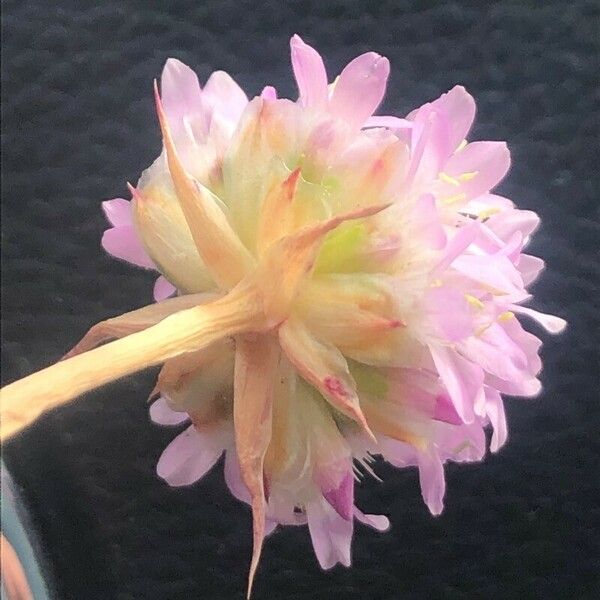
xmin=498 ymin=311 xmax=514 ymax=322
xmin=478 ymin=207 xmax=501 ymax=219
xmin=458 ymin=171 xmax=478 ymax=182
xmin=442 ymin=192 xmax=467 ymax=205
xmin=465 ymin=294 xmax=485 ymax=310
xmin=439 ymin=172 xmax=461 ymax=187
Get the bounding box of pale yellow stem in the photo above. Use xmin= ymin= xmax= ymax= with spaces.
xmin=0 ymin=287 xmax=264 ymax=442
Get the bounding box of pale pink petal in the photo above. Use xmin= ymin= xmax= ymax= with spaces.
xmin=451 ymin=253 xmax=526 ymax=298
xmin=517 ymin=254 xmax=545 ymax=285
xmin=101 ymin=226 xmax=155 ymax=269
xmin=260 ymin=85 xmax=277 ymax=100
xmin=265 ymin=519 xmax=278 ymax=537
xmin=430 ymin=346 xmax=483 ymax=423
xmin=330 ymin=52 xmax=390 ymax=128
xmin=412 ymin=194 xmax=446 ymax=250
xmin=443 ymin=141 xmax=511 ymax=198
xmin=322 ymin=470 xmax=354 ymax=521
xmin=434 ymin=394 xmax=463 ymax=425
xmin=102 ymin=198 xmax=132 ymax=227
xmin=424 ymin=286 xmax=473 ymax=341
xmin=430 ymin=85 xmax=476 ymax=152
xmin=378 ymin=437 xmax=419 ymax=469
xmin=437 ymin=421 xmax=486 ymax=462
xmin=407 ymin=107 xmax=453 ymax=187
xmin=149 ymin=396 xmax=189 ymax=426
xmin=484 ymin=388 xmax=508 ymax=452
xmin=434 ymin=221 xmax=480 ymax=273
xmin=510 ymin=305 xmax=567 ymax=334
xmin=153 ymin=276 xmax=177 ymax=301
xmin=202 ymin=70 xmax=249 ymax=125
xmin=485 ymin=317 xmax=543 ymax=396
xmin=224 ymin=449 xmax=251 ymax=504
xmin=160 ymin=58 xmax=203 ymax=125
xmin=459 ymin=322 xmax=529 ymax=382
xmin=290 ymin=34 xmax=329 ymax=109
xmin=463 ymin=193 xmax=514 ymax=215
xmin=501 ymin=317 xmax=543 ymax=376
xmin=307 ymin=498 xmax=353 ymax=569
xmin=485 ymin=209 xmax=540 ymax=242
xmin=353 ymin=507 xmax=390 ymax=532
xmin=417 ymin=451 xmax=445 ymax=516
xmin=157 ymin=425 xmax=225 ymax=487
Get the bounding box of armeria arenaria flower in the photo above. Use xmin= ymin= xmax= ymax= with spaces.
xmin=1 ymin=34 xmax=565 ymax=598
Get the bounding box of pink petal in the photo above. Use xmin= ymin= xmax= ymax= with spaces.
xmin=424 ymin=286 xmax=473 ymax=342
xmin=434 ymin=221 xmax=480 ymax=273
xmin=417 ymin=451 xmax=445 ymax=516
xmin=430 ymin=345 xmax=483 ymax=423
xmin=149 ymin=396 xmax=189 ymax=426
xmin=485 ymin=209 xmax=540 ymax=242
xmin=101 ymin=226 xmax=155 ymax=269
xmin=510 ymin=305 xmax=567 ymax=334
xmin=260 ymin=85 xmax=277 ymax=100
xmin=202 ymin=70 xmax=248 ymax=124
xmin=290 ymin=34 xmax=329 ymax=109
xmin=460 ymin=322 xmax=529 ymax=382
xmin=406 ymin=108 xmax=453 ymax=188
xmin=379 ymin=437 xmax=419 ymax=469
xmin=429 ymin=85 xmax=476 ymax=152
xmin=353 ymin=507 xmax=390 ymax=532
xmin=102 ymin=198 xmax=132 ymax=227
xmin=484 ymin=388 xmax=508 ymax=452
xmin=322 ymin=470 xmax=354 ymax=521
xmin=434 ymin=394 xmax=463 ymax=425
xmin=330 ymin=52 xmax=390 ymax=129
xmin=437 ymin=421 xmax=486 ymax=462
xmin=412 ymin=194 xmax=446 ymax=250
xmin=463 ymin=193 xmax=514 ymax=216
xmin=160 ymin=58 xmax=203 ymax=125
xmin=307 ymin=499 xmax=353 ymax=569
xmin=443 ymin=141 xmax=511 ymax=198
xmin=451 ymin=253 xmax=526 ymax=298
xmin=517 ymin=254 xmax=545 ymax=285
xmin=153 ymin=276 xmax=177 ymax=301
xmin=265 ymin=519 xmax=278 ymax=537
xmin=502 ymin=317 xmax=543 ymax=376
xmin=156 ymin=425 xmax=225 ymax=487
xmin=224 ymin=449 xmax=251 ymax=504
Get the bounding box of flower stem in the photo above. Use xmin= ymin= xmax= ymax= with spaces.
xmin=0 ymin=287 xmax=263 ymax=442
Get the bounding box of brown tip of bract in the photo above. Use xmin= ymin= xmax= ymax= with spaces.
xmin=154 ymin=78 xmax=171 ymax=136
xmin=354 ymin=406 xmax=377 ymax=444
xmin=284 ymin=167 xmax=301 ymax=199
xmin=246 ymin=495 xmax=266 ymax=600
xmin=127 ymin=182 xmax=143 ymax=202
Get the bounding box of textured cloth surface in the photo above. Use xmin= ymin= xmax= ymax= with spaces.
xmin=1 ymin=1 xmax=599 ymax=598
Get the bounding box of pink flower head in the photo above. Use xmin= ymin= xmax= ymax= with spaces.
xmin=60 ymin=35 xmax=565 ymax=597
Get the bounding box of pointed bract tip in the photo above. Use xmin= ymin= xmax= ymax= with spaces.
xmin=127 ymin=182 xmax=143 ymax=202
xmin=290 ymin=33 xmax=304 ymax=47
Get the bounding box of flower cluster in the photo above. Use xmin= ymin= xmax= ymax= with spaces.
xmin=98 ymin=36 xmax=565 ymax=595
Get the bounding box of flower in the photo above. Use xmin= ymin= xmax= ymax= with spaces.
xmin=1 ymin=34 xmax=565 ymax=599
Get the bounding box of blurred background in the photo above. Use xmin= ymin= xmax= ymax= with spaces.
xmin=1 ymin=1 xmax=599 ymax=598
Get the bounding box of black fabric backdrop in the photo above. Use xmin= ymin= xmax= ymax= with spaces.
xmin=2 ymin=1 xmax=599 ymax=598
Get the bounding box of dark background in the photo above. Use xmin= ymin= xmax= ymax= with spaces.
xmin=2 ymin=1 xmax=599 ymax=598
